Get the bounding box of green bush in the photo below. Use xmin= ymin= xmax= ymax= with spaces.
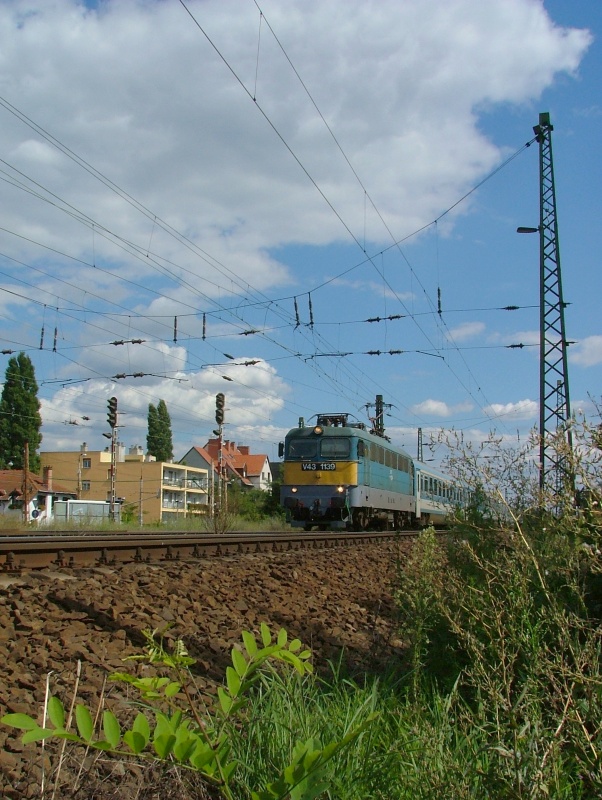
xmin=2 ymin=624 xmax=371 ymax=800
xmin=396 ymin=513 xmax=602 ymax=797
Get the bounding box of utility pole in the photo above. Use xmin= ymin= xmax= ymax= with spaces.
xmin=366 ymin=394 xmax=391 ymax=438
xmin=518 ymin=113 xmax=574 ymax=502
xmin=22 ymin=441 xmax=29 ymax=524
xmin=534 ymin=113 xmax=573 ymax=498
xmin=77 ymin=442 xmax=87 ymax=499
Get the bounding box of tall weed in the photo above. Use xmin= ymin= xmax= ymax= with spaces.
xmin=397 ymin=416 xmax=602 ymax=797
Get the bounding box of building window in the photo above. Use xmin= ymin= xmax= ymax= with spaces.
xmin=82 ymin=458 xmax=91 ymax=469
xmin=82 ymin=481 xmax=90 ymax=492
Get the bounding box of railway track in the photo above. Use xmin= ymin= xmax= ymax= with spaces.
xmin=0 ymin=529 xmax=410 ymax=571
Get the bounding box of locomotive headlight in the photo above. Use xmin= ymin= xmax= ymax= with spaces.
xmin=336 ymin=485 xmax=345 ymax=493
xmin=291 ymin=487 xmax=298 ymax=493
xmin=313 ymin=425 xmax=323 ymax=435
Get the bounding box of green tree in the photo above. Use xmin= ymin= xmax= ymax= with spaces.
xmin=0 ymin=353 xmax=43 ymax=472
xmin=226 ymin=484 xmax=284 ymax=522
xmin=146 ymin=403 xmax=158 ymax=458
xmin=146 ymin=399 xmax=174 ymax=462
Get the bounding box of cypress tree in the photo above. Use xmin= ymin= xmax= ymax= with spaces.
xmin=0 ymin=352 xmax=43 ymax=472
xmin=156 ymin=399 xmax=174 ymax=462
xmin=146 ymin=403 xmax=159 ymax=459
xmin=147 ymin=400 xmax=174 ymax=462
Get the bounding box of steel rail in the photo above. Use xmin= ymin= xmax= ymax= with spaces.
xmin=0 ymin=529 xmax=407 ymax=572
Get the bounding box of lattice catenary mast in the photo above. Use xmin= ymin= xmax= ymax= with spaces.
xmin=533 ymin=112 xmax=573 ymax=496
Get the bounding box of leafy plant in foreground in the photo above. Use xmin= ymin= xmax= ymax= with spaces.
xmin=2 ymin=623 xmax=372 ymax=800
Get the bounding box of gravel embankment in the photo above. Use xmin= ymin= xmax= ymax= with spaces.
xmin=0 ymin=539 xmax=408 ymax=799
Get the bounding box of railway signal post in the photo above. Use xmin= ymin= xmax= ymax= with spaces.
xmin=107 ymin=396 xmax=118 ymax=522
xmin=214 ymin=393 xmax=226 ymax=514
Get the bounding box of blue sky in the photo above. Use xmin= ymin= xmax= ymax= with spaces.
xmin=0 ymin=0 xmax=599 ymax=466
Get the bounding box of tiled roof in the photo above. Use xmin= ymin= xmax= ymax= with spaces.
xmin=229 ymin=453 xmax=268 ymax=478
xmin=0 ymin=470 xmax=76 ymax=498
xmin=191 ymin=447 xmax=253 ymax=486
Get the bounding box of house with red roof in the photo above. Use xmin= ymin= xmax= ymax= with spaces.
xmin=0 ymin=466 xmax=76 ymax=524
xmin=180 ymin=439 xmax=272 ymax=492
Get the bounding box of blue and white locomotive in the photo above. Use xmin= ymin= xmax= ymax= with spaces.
xmin=279 ymin=401 xmax=466 ymax=531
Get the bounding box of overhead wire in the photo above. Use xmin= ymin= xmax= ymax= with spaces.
xmin=178 ymin=0 xmax=542 ymax=433
xmin=248 ymin=0 xmax=539 ymax=427
xmin=0 ymin=7 xmax=542 ymax=439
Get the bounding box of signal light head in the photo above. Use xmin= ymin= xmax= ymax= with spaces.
xmin=215 ymin=392 xmax=226 ymax=425
xmin=107 ymin=396 xmax=118 ymax=428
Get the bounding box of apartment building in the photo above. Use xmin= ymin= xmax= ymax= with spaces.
xmin=40 ymin=444 xmax=209 ymax=525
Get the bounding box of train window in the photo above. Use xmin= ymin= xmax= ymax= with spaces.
xmin=370 ymin=443 xmax=385 ymax=464
xmin=320 ymin=438 xmax=350 ymax=458
xmin=287 ymin=440 xmax=318 ymax=459
xmin=385 ymin=450 xmax=394 ymax=468
xmin=357 ymin=440 xmax=365 ymax=457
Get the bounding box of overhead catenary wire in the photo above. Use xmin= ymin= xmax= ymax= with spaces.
xmin=0 ymin=7 xmax=545 ymax=442
xmin=175 ymin=0 xmax=539 ymax=432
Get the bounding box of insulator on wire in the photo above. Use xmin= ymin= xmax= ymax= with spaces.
xmin=294 ymin=297 xmax=300 ymax=328
xmin=53 ymin=327 xmax=58 ymax=352
xmin=173 ymin=316 xmax=178 ymax=343
xmin=437 ymin=287 xmax=442 ymax=316
xmin=39 ymin=326 xmax=45 ymax=350
xmin=308 ymin=294 xmax=314 ymax=328
xmin=202 ymin=313 xmax=206 ymax=341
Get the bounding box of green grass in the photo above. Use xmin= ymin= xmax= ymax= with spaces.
xmin=0 ymin=513 xmax=288 ymax=533
xmin=231 ymin=651 xmax=592 ymax=799
xmin=229 ymin=519 xmax=602 ymax=799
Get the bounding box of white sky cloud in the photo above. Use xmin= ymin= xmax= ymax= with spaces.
xmin=484 ymin=399 xmax=539 ymax=421
xmin=0 ymin=0 xmax=593 ymax=456
xmin=411 ymin=398 xmax=474 ymax=418
xmin=447 ymin=321 xmax=486 ymax=342
xmin=0 ymin=0 xmax=590 ymax=271
xmin=572 ymin=335 xmax=602 ymax=367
